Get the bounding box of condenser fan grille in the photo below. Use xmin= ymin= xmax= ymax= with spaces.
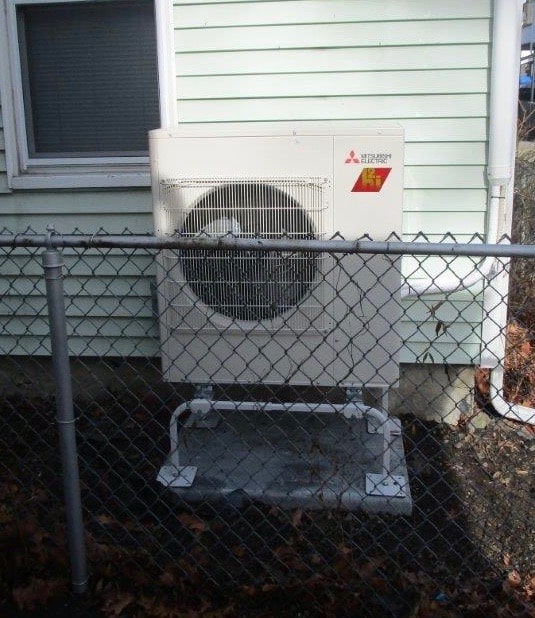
xmin=169 ymin=180 xmax=325 ymax=322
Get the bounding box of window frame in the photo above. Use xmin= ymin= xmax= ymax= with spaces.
xmin=0 ymin=0 xmax=175 ymax=189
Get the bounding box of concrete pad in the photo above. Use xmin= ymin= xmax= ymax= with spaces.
xmin=390 ymin=364 xmax=474 ymax=426
xmin=159 ymin=408 xmax=412 ymax=515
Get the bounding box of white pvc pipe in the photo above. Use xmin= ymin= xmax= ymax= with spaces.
xmin=403 ymin=1 xmax=520 ymax=300
xmin=486 ymin=0 xmax=535 ymax=425
xmin=488 ymin=1 xmax=522 ymax=185
xmin=400 ymin=182 xmax=501 ymax=298
xmin=400 ymin=256 xmax=495 ymax=298
xmin=403 ymin=0 xmax=534 ymax=426
xmin=401 ymin=180 xmax=502 ymax=298
xmin=490 ymin=366 xmax=535 ymax=424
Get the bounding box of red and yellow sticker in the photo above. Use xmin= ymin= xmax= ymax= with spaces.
xmin=352 ymin=168 xmax=391 ymax=193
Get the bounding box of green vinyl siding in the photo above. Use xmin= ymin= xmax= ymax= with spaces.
xmin=0 ymin=0 xmax=493 ymax=364
xmin=176 ymin=45 xmax=490 ymax=76
xmin=178 ymin=95 xmax=487 ymax=122
xmin=0 ymin=336 xmax=159 ymax=357
xmin=0 ymin=248 xmax=158 ymax=357
xmin=174 ymin=20 xmax=489 ymax=51
xmin=176 ymin=70 xmax=489 ymax=99
xmin=173 ymin=0 xmax=491 ymax=24
xmin=173 ymin=0 xmax=491 ymax=236
xmin=172 ymin=0 xmax=491 ymax=363
xmin=0 ymin=211 xmax=153 ymax=234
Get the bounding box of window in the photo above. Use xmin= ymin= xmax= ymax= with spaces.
xmin=1 ymin=0 xmax=166 ymax=188
xmin=18 ymin=0 xmax=160 ymax=158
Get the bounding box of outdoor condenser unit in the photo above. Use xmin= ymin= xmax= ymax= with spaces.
xmin=150 ymin=125 xmax=404 ymax=389
xmin=151 ymin=125 xmax=410 ymax=510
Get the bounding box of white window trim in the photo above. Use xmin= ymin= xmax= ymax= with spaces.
xmin=0 ymin=0 xmax=176 ymax=190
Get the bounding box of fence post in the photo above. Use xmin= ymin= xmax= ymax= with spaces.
xmin=42 ymin=245 xmax=88 ymax=594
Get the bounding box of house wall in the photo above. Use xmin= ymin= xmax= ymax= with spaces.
xmin=0 ymin=0 xmax=492 ymax=366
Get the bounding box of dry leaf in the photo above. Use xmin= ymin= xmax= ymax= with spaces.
xmin=358 ymin=557 xmax=385 ymax=579
xmin=274 ymin=545 xmax=308 ymax=571
xmin=159 ymin=570 xmax=176 ymax=587
xmin=520 ymin=339 xmax=532 ymax=355
xmin=94 ymin=513 xmax=117 ymax=526
xmin=12 ymin=577 xmax=66 ymax=612
xmin=177 ymin=512 xmax=207 ymax=533
xmin=102 ymin=591 xmax=135 ymax=617
xmin=507 ymin=570 xmax=522 ymax=588
xmin=291 ymin=508 xmax=303 ymax=527
xmin=233 ymin=545 xmax=247 ymax=558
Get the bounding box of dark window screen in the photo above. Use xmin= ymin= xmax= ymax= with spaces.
xmin=18 ymin=0 xmax=160 ymax=157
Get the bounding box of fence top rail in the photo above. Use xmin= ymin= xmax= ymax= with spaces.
xmin=0 ymin=233 xmax=534 ymax=258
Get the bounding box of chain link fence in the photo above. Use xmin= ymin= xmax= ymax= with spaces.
xmin=0 ymin=229 xmax=534 ymax=617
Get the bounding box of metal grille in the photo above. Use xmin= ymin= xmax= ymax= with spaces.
xmin=160 ymin=177 xmax=328 ymax=330
xmin=0 ymin=228 xmax=534 ymax=617
xmin=160 ymin=177 xmax=327 ymax=239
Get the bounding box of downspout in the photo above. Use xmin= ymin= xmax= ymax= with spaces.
xmin=486 ymin=0 xmax=535 ymax=424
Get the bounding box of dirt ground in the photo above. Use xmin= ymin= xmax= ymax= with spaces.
xmin=0 ymin=379 xmax=534 ymax=617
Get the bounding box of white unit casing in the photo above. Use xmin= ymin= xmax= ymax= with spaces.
xmin=150 ymin=124 xmax=404 ymax=387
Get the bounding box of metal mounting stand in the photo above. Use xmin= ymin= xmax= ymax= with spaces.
xmin=157 ymin=388 xmax=407 ymax=498
xmin=185 ymin=384 xmax=219 ymax=428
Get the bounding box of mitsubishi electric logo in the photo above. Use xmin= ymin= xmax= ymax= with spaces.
xmin=352 ymin=168 xmax=392 ymax=193
xmin=345 ymin=151 xmax=392 ymax=165
xmin=344 ymin=150 xmax=360 ymax=163
xmin=344 ymin=148 xmax=393 ymax=192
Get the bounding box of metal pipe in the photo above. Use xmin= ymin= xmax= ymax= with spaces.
xmin=42 ymin=248 xmax=88 ymax=594
xmin=169 ymin=402 xmax=189 ymax=469
xmin=2 ymin=233 xmax=534 ymax=258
